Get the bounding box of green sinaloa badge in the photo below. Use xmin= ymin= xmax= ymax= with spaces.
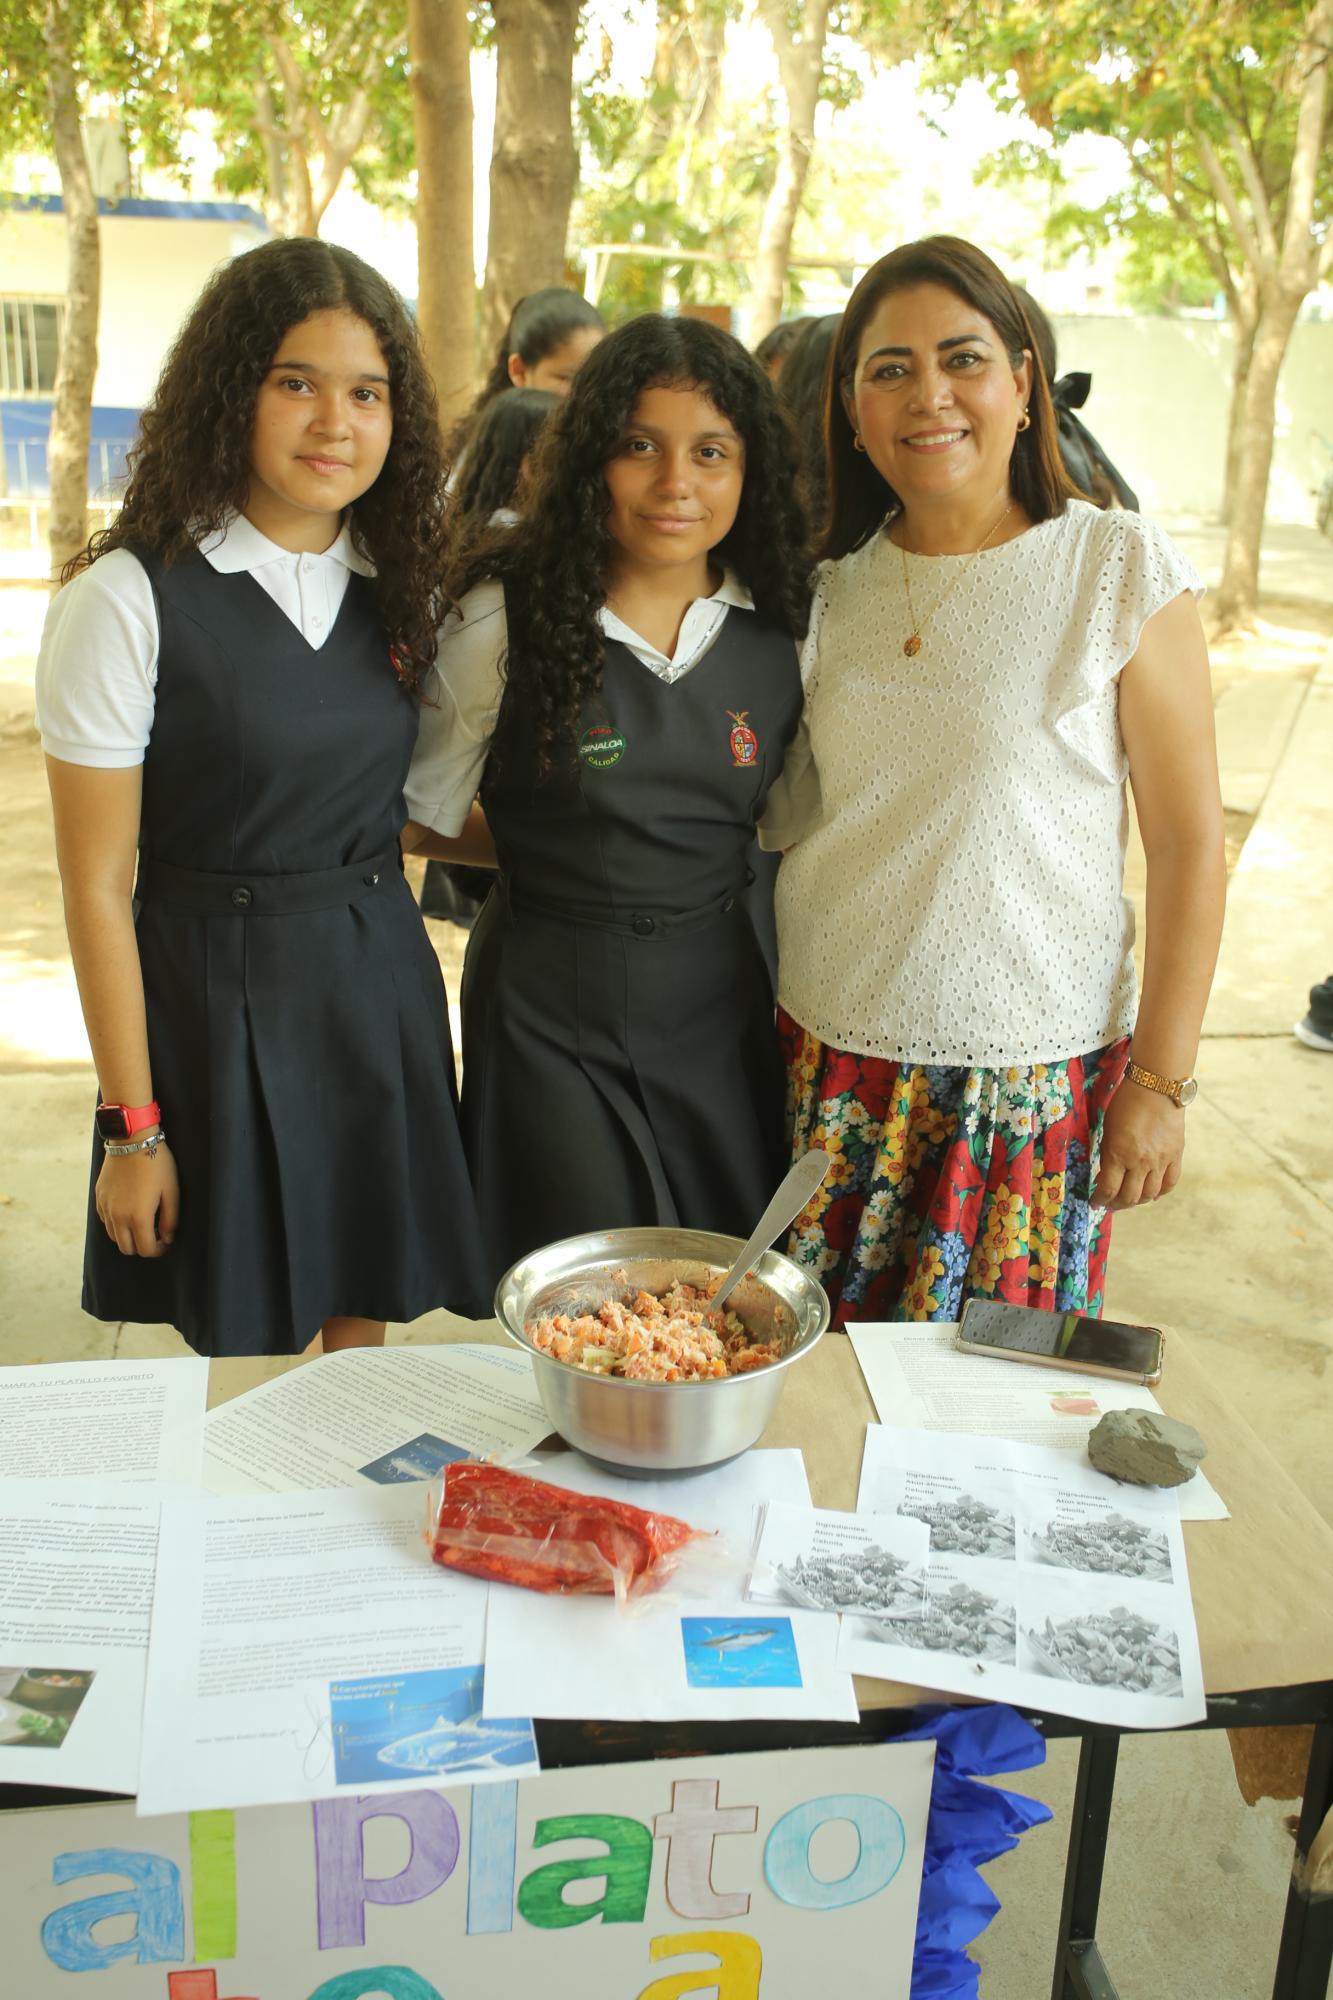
xmin=579 ymin=726 xmax=627 ymax=770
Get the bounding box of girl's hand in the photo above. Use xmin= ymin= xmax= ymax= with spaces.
xmin=95 ymin=1143 xmax=180 ymax=1257
xmin=1092 ymin=1085 xmax=1185 ymax=1211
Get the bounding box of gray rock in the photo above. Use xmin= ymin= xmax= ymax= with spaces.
xmin=1087 ymin=1408 xmax=1207 ymax=1488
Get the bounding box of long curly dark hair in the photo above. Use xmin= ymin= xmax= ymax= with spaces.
xmin=446 ymin=313 xmax=811 ymax=777
xmin=64 ymin=238 xmax=449 ymax=693
xmin=778 ymin=313 xmax=842 ymax=543
xmin=450 ymin=387 xmax=558 ymax=537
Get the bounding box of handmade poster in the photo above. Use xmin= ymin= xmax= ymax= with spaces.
xmin=747 ymin=1502 xmax=930 ymax=1618
xmin=0 ymin=1479 xmax=159 ymax=1793
xmin=2 ymin=1739 xmax=935 ymax=1998
xmin=0 ymin=1357 xmax=207 ymax=1484
xmin=202 ymin=1344 xmax=553 ymax=1493
xmin=482 ymin=1451 xmax=860 ymax=1723
xmin=838 ymin=1425 xmax=1205 ymax=1729
xmin=846 ymin=1323 xmax=1229 ymax=1521
xmin=137 ymin=1484 xmax=538 ymax=1816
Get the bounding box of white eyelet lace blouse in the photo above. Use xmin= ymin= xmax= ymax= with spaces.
xmin=773 ymin=500 xmax=1205 ymax=1068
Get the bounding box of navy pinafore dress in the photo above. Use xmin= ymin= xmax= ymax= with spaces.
xmin=82 ymin=552 xmax=488 ymax=1353
xmin=460 ymin=596 xmax=803 ymax=1282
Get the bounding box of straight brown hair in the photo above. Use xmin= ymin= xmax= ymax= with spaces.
xmin=822 ymin=235 xmax=1077 ymax=560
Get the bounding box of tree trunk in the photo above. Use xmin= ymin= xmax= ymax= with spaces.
xmin=1212 ymin=291 xmax=1301 ymax=632
xmin=252 ymin=78 xmax=291 ymax=236
xmin=409 ymin=0 xmax=475 ymax=427
xmin=1213 ymin=0 xmax=1331 ymax=627
xmin=44 ymin=0 xmax=99 ymax=587
xmin=1220 ymin=288 xmax=1257 ymax=527
xmin=479 ymin=0 xmax=580 ymax=361
xmin=748 ymin=0 xmax=832 ymax=345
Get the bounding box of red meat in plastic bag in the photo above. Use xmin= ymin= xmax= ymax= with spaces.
xmin=430 ymin=1463 xmax=699 ymax=1597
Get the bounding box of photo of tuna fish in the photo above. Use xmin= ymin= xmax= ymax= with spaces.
xmin=328 ymin=1665 xmax=538 ymax=1784
xmin=680 ymin=1617 xmax=803 ymax=1689
xmin=357 ymin=1433 xmax=473 ymax=1484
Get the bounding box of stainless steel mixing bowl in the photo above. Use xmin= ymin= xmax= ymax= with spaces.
xmin=493 ymin=1225 xmax=830 ymax=1475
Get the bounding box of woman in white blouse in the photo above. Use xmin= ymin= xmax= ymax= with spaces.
xmin=772 ymin=236 xmax=1225 ymax=1325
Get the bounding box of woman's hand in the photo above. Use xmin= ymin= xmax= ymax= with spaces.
xmin=1092 ymin=1084 xmax=1184 ymax=1211
xmin=95 ymin=1142 xmax=180 ymax=1257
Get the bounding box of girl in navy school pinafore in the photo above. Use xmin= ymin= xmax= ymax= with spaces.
xmin=37 ymin=240 xmax=486 ymax=1355
xmin=450 ymin=314 xmax=812 ymax=1283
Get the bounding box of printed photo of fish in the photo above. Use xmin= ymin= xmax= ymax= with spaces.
xmin=680 ymin=1617 xmax=803 ymax=1690
xmin=328 ymin=1665 xmax=538 ymax=1784
xmin=357 ymin=1433 xmax=473 ymax=1484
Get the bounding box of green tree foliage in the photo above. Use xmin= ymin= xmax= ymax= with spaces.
xmin=574 ymin=0 xmax=913 ymax=326
xmin=1 ymin=0 xmax=188 ymax=174
xmin=923 ymin=0 xmax=1333 ymax=626
xmin=0 ymin=0 xmax=194 ymax=576
xmin=575 ymin=1 xmax=758 ymax=320
xmin=175 ymin=1 xmax=417 ymax=236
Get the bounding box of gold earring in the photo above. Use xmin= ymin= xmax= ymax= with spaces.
xmin=1016 ymin=409 xmax=1031 ymax=432
xmin=853 ymin=432 xmax=867 ymax=452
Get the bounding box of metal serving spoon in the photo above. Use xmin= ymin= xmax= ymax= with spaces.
xmin=709 ymin=1148 xmax=832 ymax=1315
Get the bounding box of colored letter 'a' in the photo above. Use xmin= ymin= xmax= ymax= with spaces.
xmin=42 ymin=1849 xmax=185 ymax=1971
xmin=637 ymin=1931 xmax=763 ymax=1999
xmin=517 ymin=1814 xmax=653 ymax=1928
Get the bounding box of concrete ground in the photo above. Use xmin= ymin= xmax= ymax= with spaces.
xmin=2 ymin=519 xmax=1332 ymax=1997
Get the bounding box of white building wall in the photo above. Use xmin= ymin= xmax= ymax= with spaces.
xmin=0 ymin=206 xmax=267 ymax=407
xmin=1050 ymin=315 xmax=1333 ymax=526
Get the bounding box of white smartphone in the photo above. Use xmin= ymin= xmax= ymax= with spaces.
xmin=956 ymin=1299 xmax=1164 ymax=1386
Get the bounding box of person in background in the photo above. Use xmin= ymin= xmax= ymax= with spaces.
xmin=769 ymin=235 xmax=1225 ymax=1326
xmin=421 ymin=389 xmax=559 ymax=931
xmin=777 ymin=314 xmax=842 ymax=543
xmin=1294 ymin=974 xmax=1333 ymax=1051
xmin=417 ymin=314 xmax=811 ymax=1283
xmin=1014 ymin=287 xmax=1139 ymax=511
xmin=446 ymin=288 xmax=605 ymax=466
xmin=423 ymin=307 xmax=603 ymax=934
xmin=754 ymin=316 xmax=814 ymax=384
xmin=451 ymin=387 xmax=559 ymax=536
xmin=36 ymin=239 xmax=487 ymax=1356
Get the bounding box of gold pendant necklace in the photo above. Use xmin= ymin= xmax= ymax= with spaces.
xmin=899 ymin=500 xmax=1014 ymax=657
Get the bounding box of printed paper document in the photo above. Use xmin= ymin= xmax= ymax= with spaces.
xmin=0 ymin=1357 xmax=206 ymax=1484
xmin=847 ymin=1324 xmax=1227 ymax=1520
xmin=137 ymin=1484 xmax=539 ymax=1816
xmin=0 ymin=1479 xmax=160 ymax=1793
xmin=748 ymin=1501 xmax=930 ymax=1618
xmin=203 ymin=1344 xmax=553 ymax=1493
xmin=838 ymin=1425 xmax=1205 ymax=1729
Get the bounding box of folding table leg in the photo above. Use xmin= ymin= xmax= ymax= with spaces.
xmin=1271 ymin=1719 xmax=1333 ymax=2000
xmin=1051 ymin=1730 xmax=1122 ymax=2000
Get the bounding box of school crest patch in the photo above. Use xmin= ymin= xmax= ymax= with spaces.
xmin=727 ymin=710 xmax=759 ymax=766
xmin=578 ymin=724 xmax=627 ymax=769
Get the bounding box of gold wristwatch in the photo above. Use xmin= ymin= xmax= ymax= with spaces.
xmin=1125 ymin=1060 xmax=1198 ymax=1107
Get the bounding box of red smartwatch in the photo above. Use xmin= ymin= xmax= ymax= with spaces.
xmin=95 ymin=1099 xmax=162 ymax=1140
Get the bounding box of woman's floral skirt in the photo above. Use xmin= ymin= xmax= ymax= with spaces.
xmin=778 ymin=1007 xmax=1130 ymax=1327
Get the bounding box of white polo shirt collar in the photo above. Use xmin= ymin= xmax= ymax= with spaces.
xmin=197 ymin=512 xmax=375 ymax=577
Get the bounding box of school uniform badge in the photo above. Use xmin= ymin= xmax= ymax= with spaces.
xmin=579 ymin=724 xmax=627 ymax=769
xmin=727 ymin=710 xmax=759 ymax=766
